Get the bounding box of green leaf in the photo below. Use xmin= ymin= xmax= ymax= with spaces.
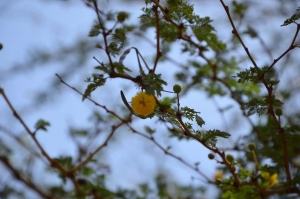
xmin=35 ymin=119 xmax=50 ymax=132
xmin=111 ymin=28 xmax=129 ymax=53
xmin=195 ymin=129 xmax=230 ymax=147
xmin=281 ymin=11 xmax=300 ymax=26
xmin=243 ymin=26 xmax=258 ymax=38
xmin=241 ymin=95 xmax=283 ymax=116
xmin=88 ymin=23 xmax=101 ymax=37
xmin=180 ymin=106 xmax=200 ymax=120
xmin=69 ymin=129 xmax=89 ymax=137
xmin=206 ymin=129 xmax=230 ymax=139
xmin=113 ymin=62 xmax=131 ymax=75
xmin=54 ymin=156 xmax=73 ymax=170
xmin=238 ymin=167 xmax=252 ymax=180
xmin=141 ymin=73 xmax=167 ymax=97
xmin=191 ymin=17 xmax=226 ymax=51
xmin=232 ymin=1 xmax=248 ymax=16
xmin=196 ymin=115 xmax=205 ymax=127
xmin=82 ymin=74 xmax=106 ymax=101
xmin=81 ymin=166 xmax=94 ymax=176
xmin=144 ymin=126 xmax=156 ymax=134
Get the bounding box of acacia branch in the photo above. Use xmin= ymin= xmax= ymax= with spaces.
xmin=152 ymin=3 xmax=162 ymax=73
xmin=131 ymin=128 xmax=213 ymax=183
xmin=0 ymin=88 xmax=67 ymax=174
xmin=0 ymin=156 xmax=51 ymax=199
xmin=220 ymin=0 xmax=258 ymax=68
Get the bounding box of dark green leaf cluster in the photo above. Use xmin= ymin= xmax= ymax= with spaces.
xmin=243 ymin=26 xmax=258 ymax=38
xmin=72 ymin=174 xmax=123 ymax=199
xmin=251 ymin=119 xmax=286 ymax=167
xmin=281 ymin=8 xmax=300 ymax=26
xmin=180 ymin=106 xmax=205 ymax=127
xmin=35 ymin=119 xmax=50 ymax=132
xmin=141 ymin=73 xmax=167 ymax=97
xmin=195 ymin=129 xmax=230 ymax=147
xmin=181 ymin=42 xmax=197 ymax=55
xmin=117 ymin=173 xmax=206 ymax=198
xmin=156 ymin=110 xmax=180 ymax=128
xmin=237 ymin=66 xmax=279 ymax=87
xmin=221 ymin=184 xmax=259 ymax=199
xmin=139 ymin=7 xmax=156 ymax=30
xmin=236 ymin=66 xmax=262 ymax=84
xmin=238 ymin=167 xmax=252 ymax=180
xmin=204 ymin=81 xmax=227 ymax=97
xmin=166 ymin=0 xmax=195 ymax=23
xmin=241 ymin=95 xmax=283 ymax=116
xmin=159 ymin=22 xmax=180 ymax=43
xmin=70 ymin=129 xmax=89 ymax=137
xmin=202 ymin=129 xmax=231 ymax=146
xmin=140 ymin=7 xmax=179 ymax=42
xmin=180 ymin=106 xmax=200 ymax=120
xmin=82 ymin=74 xmax=106 ymax=101
xmin=191 ymin=17 xmax=226 ymax=51
xmin=88 ymin=23 xmax=102 ymax=37
xmin=232 ymin=1 xmax=248 ymax=17
xmin=140 ymin=0 xmax=226 ymax=49
xmin=109 ymin=28 xmax=130 ymax=56
xmin=179 ymin=59 xmax=245 ymax=97
xmin=54 ymin=156 xmax=74 ymax=170
xmin=95 ymin=63 xmax=111 ymax=74
xmin=114 ymin=62 xmax=132 ymax=75
xmin=144 ymin=125 xmax=155 ymax=134
xmin=167 ymin=0 xmax=226 ymax=51
xmin=283 ymin=125 xmax=300 ymax=160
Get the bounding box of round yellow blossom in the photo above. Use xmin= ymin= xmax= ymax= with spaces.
xmin=261 ymin=172 xmax=279 ymax=188
xmin=214 ymin=171 xmax=224 ymax=180
xmin=131 ymin=92 xmax=156 ymax=116
xmin=268 ymin=173 xmax=278 ymax=188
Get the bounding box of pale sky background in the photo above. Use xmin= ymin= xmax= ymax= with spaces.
xmin=1 ymin=0 xmax=299 ymax=198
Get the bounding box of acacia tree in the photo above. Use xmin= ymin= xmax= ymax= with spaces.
xmin=1 ymin=0 xmax=300 ymax=198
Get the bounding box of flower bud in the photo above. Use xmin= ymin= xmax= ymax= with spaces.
xmin=275 ymin=109 xmax=282 ymax=116
xmin=208 ymin=153 xmax=215 ymax=160
xmin=173 ymin=84 xmax=182 ymax=93
xmin=248 ymin=142 xmax=256 ymax=151
xmin=226 ymin=154 xmax=234 ymax=163
xmin=117 ymin=12 xmax=127 ymax=22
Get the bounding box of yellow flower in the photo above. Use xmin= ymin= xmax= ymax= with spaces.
xmin=131 ymin=92 xmax=156 ymax=116
xmin=268 ymin=173 xmax=278 ymax=188
xmin=261 ymin=172 xmax=278 ymax=188
xmin=214 ymin=171 xmax=224 ymax=180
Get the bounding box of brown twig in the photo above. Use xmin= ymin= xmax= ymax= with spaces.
xmin=133 ymin=130 xmax=214 ymax=183
xmin=220 ymin=0 xmax=258 ymax=68
xmin=152 ymin=3 xmax=162 ymax=73
xmin=0 ymin=88 xmax=67 ymax=174
xmin=0 ymin=156 xmax=51 ymax=199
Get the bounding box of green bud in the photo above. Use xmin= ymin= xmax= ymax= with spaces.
xmin=173 ymin=84 xmax=182 ymax=93
xmin=226 ymin=154 xmax=234 ymax=163
xmin=248 ymin=142 xmax=256 ymax=151
xmin=117 ymin=12 xmax=127 ymax=22
xmin=208 ymin=153 xmax=215 ymax=160
xmin=275 ymin=109 xmax=282 ymax=116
